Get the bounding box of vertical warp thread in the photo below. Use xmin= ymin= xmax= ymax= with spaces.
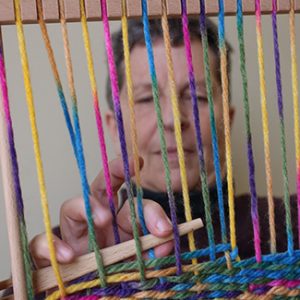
xmin=237 ymin=0 xmax=261 ymax=262
xmin=36 ymin=0 xmax=78 ymax=166
xmin=0 ymin=31 xmax=34 ymax=299
xmin=120 ymin=0 xmax=157 ymax=263
xmin=58 ymin=0 xmax=106 ymax=287
xmin=100 ymin=0 xmax=146 ymax=280
xmin=161 ymin=0 xmax=197 ymax=264
xmin=120 ymin=0 xmax=158 ymax=265
xmin=120 ymin=0 xmax=147 ymax=238
xmin=217 ymin=0 xmax=236 ymax=262
xmin=199 ymin=0 xmax=227 ymax=251
xmin=181 ymin=0 xmax=215 ymax=261
xmin=141 ymin=0 xmax=182 ymax=273
xmin=80 ymin=0 xmax=120 ymax=244
xmin=271 ymin=0 xmax=293 ymax=255
xmin=290 ymin=0 xmax=300 ymax=248
xmin=13 ymin=0 xmax=66 ymax=295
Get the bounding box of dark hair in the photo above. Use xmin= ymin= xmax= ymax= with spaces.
xmin=106 ymin=18 xmax=232 ymax=110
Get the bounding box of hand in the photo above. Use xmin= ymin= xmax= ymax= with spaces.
xmin=30 ymin=157 xmax=174 ymax=268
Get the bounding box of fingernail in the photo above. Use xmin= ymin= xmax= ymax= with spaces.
xmin=57 ymin=245 xmax=72 ymax=261
xmin=156 ymin=218 xmax=172 ymax=233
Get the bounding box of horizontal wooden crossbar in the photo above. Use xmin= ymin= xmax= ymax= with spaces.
xmin=0 ymin=219 xmax=203 ymax=296
xmin=0 ymin=0 xmax=299 ymax=25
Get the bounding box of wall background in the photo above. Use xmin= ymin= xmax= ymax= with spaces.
xmin=0 ymin=14 xmax=300 ymax=279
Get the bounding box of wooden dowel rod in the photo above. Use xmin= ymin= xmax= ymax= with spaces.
xmin=0 ymin=0 xmax=298 ymax=25
xmin=0 ymin=27 xmax=28 ymax=300
xmin=1 ymin=219 xmax=203 ymax=295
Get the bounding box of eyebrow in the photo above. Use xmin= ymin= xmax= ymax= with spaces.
xmin=181 ymin=81 xmax=207 ymax=93
xmin=132 ymin=83 xmax=154 ymax=94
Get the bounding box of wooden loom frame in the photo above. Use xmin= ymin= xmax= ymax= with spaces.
xmin=0 ymin=0 xmax=299 ymax=299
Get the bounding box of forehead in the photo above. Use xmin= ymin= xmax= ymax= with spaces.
xmin=128 ymin=39 xmax=219 ymax=87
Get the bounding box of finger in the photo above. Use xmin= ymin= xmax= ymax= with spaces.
xmin=118 ymin=199 xmax=173 ymax=237
xmin=60 ymin=195 xmax=112 ymax=241
xmin=30 ymin=234 xmax=75 ymax=268
xmin=91 ymin=156 xmax=144 ymax=197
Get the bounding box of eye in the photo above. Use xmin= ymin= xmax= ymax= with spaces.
xmin=135 ymin=96 xmax=153 ymax=104
xmin=196 ymin=95 xmax=208 ymax=103
xmin=182 ymin=94 xmax=207 ymax=103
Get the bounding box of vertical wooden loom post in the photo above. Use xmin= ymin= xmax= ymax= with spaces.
xmin=0 ymin=27 xmax=27 ymax=300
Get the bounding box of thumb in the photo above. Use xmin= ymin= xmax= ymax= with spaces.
xmin=91 ymin=156 xmax=144 ymax=199
xmin=118 ymin=199 xmax=173 ymax=237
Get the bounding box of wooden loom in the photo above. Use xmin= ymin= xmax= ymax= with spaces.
xmin=0 ymin=0 xmax=299 ymax=299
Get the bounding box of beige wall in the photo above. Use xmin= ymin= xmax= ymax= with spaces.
xmin=0 ymin=15 xmax=299 ymax=280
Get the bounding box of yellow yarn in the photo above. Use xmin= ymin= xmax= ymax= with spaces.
xmin=290 ymin=1 xmax=300 ymax=176
xmin=256 ymin=16 xmax=275 ymax=252
xmin=47 ymin=264 xmax=201 ymax=300
xmin=121 ymin=0 xmax=143 ymax=190
xmin=80 ymin=0 xmax=97 ymax=93
xmin=220 ymin=46 xmax=236 ymax=254
xmin=161 ymin=0 xmax=197 ymax=264
xmin=13 ymin=0 xmax=66 ymax=296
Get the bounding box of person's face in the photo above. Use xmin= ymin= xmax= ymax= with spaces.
xmin=106 ymin=39 xmax=234 ymax=192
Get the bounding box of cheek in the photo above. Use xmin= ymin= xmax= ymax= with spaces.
xmin=199 ymin=107 xmax=212 ymax=145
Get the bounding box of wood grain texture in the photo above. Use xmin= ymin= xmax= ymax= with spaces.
xmin=166 ymin=0 xmax=181 ymax=16
xmin=187 ymin=0 xmax=200 ymax=15
xmin=32 ymin=219 xmax=203 ymax=294
xmin=295 ymin=0 xmax=300 ymax=12
xmin=106 ymin=0 xmax=121 ymax=19
xmin=148 ymin=0 xmax=162 ymax=18
xmin=42 ymin=0 xmax=59 ymax=22
xmin=85 ymin=0 xmax=102 ymax=21
xmin=21 ymin=0 xmax=37 ymax=23
xmin=126 ymin=0 xmax=142 ymax=18
xmin=64 ymin=0 xmax=80 ymax=21
xmin=276 ymin=0 xmax=290 ymax=13
xmin=0 ymin=0 xmax=14 ymax=24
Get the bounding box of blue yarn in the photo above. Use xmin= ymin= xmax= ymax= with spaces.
xmin=141 ymin=0 xmax=182 ymax=274
xmin=57 ymin=84 xmax=79 ymax=164
xmin=136 ymin=186 xmax=156 ymax=260
xmin=200 ymin=0 xmax=227 ymax=244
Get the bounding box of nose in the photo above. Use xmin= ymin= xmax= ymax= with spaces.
xmin=160 ymin=95 xmax=190 ymax=132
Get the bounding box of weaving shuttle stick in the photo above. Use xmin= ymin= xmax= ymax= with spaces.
xmin=0 ymin=28 xmax=27 ymax=300
xmin=0 ymin=219 xmax=203 ymax=294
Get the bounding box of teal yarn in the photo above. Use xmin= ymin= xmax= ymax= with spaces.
xmin=141 ymin=0 xmax=182 ymax=274
xmin=271 ymin=0 xmax=293 ymax=255
xmin=181 ymin=0 xmax=216 ymax=261
xmin=70 ymin=96 xmax=107 ymax=287
xmin=199 ymin=0 xmax=227 ymax=248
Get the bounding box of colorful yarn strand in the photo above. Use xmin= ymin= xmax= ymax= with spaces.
xmin=141 ymin=0 xmax=182 ymax=274
xmin=58 ymin=0 xmax=106 ymax=287
xmin=236 ymin=0 xmax=262 ymax=261
xmin=0 ymin=30 xmax=34 ymax=299
xmin=79 ymin=0 xmax=120 ymax=244
xmin=271 ymin=0 xmax=293 ymax=255
xmin=289 ymin=0 xmax=300 ymax=249
xmin=100 ymin=0 xmax=146 ymax=280
xmin=36 ymin=0 xmax=78 ymax=166
xmin=199 ymin=0 xmax=227 ymax=247
xmin=217 ymin=0 xmax=236 ymax=254
xmin=180 ymin=0 xmax=215 ymax=261
xmin=161 ymin=0 xmax=197 ymax=264
xmin=13 ymin=0 xmax=66 ymax=295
